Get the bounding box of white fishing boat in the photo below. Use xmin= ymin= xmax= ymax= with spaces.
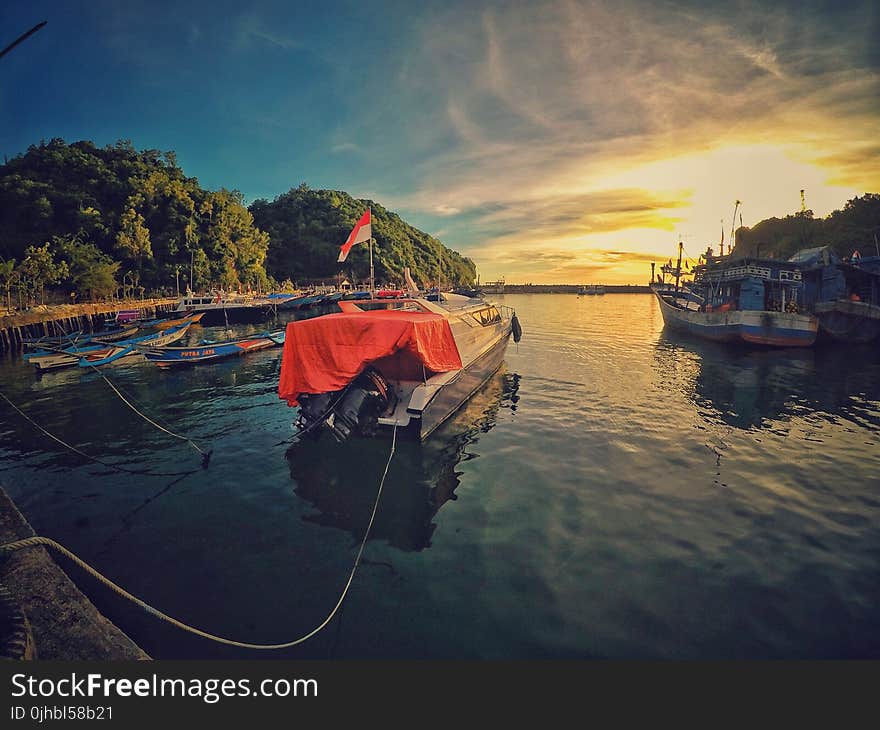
xmin=169 ymin=291 xmax=276 ymax=325
xmin=278 ymin=294 xmax=522 ymax=441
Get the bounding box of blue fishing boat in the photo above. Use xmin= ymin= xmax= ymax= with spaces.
xmin=653 ymin=242 xmax=818 ymax=347
xmin=277 ymin=293 xmax=324 ymax=310
xmin=24 ymin=323 xmax=140 ymax=351
xmin=793 ymin=247 xmax=880 ymax=343
xmin=314 ymin=291 xmax=345 ymax=304
xmin=24 ymin=319 xmax=196 ymax=371
xmin=143 ymin=330 xmax=285 ymax=367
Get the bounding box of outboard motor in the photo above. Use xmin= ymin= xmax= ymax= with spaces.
xmin=298 ymin=367 xmax=396 ymax=442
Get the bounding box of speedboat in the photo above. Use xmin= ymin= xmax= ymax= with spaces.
xmin=278 ymin=293 xmax=522 ymax=441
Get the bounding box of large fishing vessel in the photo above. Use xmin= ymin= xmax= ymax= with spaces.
xmin=653 ymin=241 xmax=818 ymax=347
xmin=793 ymin=247 xmax=880 ymax=343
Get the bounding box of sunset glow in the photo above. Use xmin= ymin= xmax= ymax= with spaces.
xmin=2 ymin=0 xmax=877 ymax=285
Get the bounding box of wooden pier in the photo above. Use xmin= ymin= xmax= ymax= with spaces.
xmin=0 ymin=298 xmax=178 ymax=353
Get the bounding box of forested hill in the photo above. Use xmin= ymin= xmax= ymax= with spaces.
xmin=731 ymin=193 xmax=880 ymax=260
xmin=0 ymin=138 xmax=475 ymax=303
xmin=0 ymin=138 xmax=271 ymax=298
xmin=249 ymin=186 xmax=476 ymax=287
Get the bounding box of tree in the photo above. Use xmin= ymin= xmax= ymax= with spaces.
xmin=0 ymin=258 xmax=17 ymax=312
xmin=116 ymin=203 xmax=153 ymax=262
xmin=18 ymin=243 xmax=68 ymax=305
xmin=55 ymin=234 xmax=120 ymax=301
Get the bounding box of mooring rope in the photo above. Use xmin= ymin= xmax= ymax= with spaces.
xmin=0 ymin=391 xmax=198 ymax=478
xmin=83 ymin=364 xmax=212 ymax=467
xmin=19 ymin=335 xmax=211 ymax=467
xmin=0 ymin=423 xmax=398 ymax=650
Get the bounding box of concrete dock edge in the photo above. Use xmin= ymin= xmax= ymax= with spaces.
xmin=0 ymin=486 xmax=149 ymax=660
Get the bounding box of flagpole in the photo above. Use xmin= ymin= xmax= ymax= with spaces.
xmin=368 ymin=207 xmax=375 ymax=297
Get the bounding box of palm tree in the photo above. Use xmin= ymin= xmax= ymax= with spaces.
xmin=0 ymin=259 xmax=17 ymax=313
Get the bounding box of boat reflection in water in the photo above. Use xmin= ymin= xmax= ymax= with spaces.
xmin=654 ymin=329 xmax=880 ymax=430
xmin=285 ymin=369 xmax=520 ymax=552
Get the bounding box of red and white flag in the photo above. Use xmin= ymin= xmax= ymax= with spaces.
xmin=338 ymin=208 xmax=371 ymax=263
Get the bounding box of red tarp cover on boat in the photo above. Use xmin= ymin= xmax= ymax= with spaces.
xmin=278 ymin=310 xmax=463 ymax=406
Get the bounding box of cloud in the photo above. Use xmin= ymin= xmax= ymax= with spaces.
xmin=362 ymin=0 xmax=877 ymax=282
xmin=234 ymin=12 xmax=299 ymax=51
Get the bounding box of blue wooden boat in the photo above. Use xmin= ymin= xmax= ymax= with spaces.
xmin=25 ymin=320 xmax=196 ymax=371
xmin=277 ymin=293 xmax=323 ymax=310
xmin=143 ymin=330 xmax=285 ymax=367
xmin=23 ymin=324 xmax=140 ymax=352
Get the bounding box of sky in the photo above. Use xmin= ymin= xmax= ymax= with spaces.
xmin=1 ymin=0 xmax=878 ymax=284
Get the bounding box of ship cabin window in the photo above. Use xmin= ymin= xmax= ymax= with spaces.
xmin=471 ymin=306 xmax=501 ymax=326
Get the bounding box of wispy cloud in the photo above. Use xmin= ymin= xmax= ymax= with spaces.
xmin=331 ymin=142 xmax=360 ymax=154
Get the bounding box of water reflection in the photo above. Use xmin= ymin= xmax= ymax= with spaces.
xmin=654 ymin=330 xmax=880 ymax=432
xmin=286 ymin=369 xmax=521 ymax=552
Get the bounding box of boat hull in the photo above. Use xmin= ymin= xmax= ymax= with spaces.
xmin=169 ymin=304 xmax=274 ymax=326
xmin=814 ymin=300 xmax=880 ymax=344
xmin=144 ymin=332 xmax=284 ymax=366
xmin=414 ymin=327 xmax=512 ymax=440
xmin=655 ymin=291 xmax=818 ymax=347
xmin=28 ymin=322 xmax=193 ymax=371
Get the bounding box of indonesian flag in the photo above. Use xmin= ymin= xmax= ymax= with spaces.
xmin=338 ymin=208 xmax=371 ymax=263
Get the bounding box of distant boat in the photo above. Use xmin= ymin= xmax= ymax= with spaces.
xmin=653 ymin=242 xmax=818 ymax=347
xmin=578 ymin=285 xmax=605 ymax=295
xmin=320 ymin=291 xmax=346 ymax=303
xmin=143 ymin=329 xmax=285 ymax=367
xmin=169 ymin=292 xmax=276 ymax=325
xmin=277 ymin=293 xmax=324 ymax=310
xmin=452 ymin=286 xmax=484 ymax=298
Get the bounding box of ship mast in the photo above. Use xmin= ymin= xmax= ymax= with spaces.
xmin=675 ymin=240 xmax=683 ymax=292
xmin=729 ymin=200 xmax=741 ymax=255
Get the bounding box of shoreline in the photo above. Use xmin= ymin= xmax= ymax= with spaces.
xmin=0 ymin=298 xmax=178 ymax=353
xmin=487 ymin=284 xmax=652 ymax=294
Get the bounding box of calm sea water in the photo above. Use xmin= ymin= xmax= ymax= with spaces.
xmin=1 ymin=294 xmax=878 ymax=659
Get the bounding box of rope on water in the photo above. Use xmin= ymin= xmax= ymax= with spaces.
xmin=0 ymin=423 xmax=398 ymax=650
xmin=0 ymin=391 xmax=198 ymax=478
xmin=84 ymin=364 xmax=212 ymax=467
xmin=26 ymin=330 xmax=211 ymax=467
